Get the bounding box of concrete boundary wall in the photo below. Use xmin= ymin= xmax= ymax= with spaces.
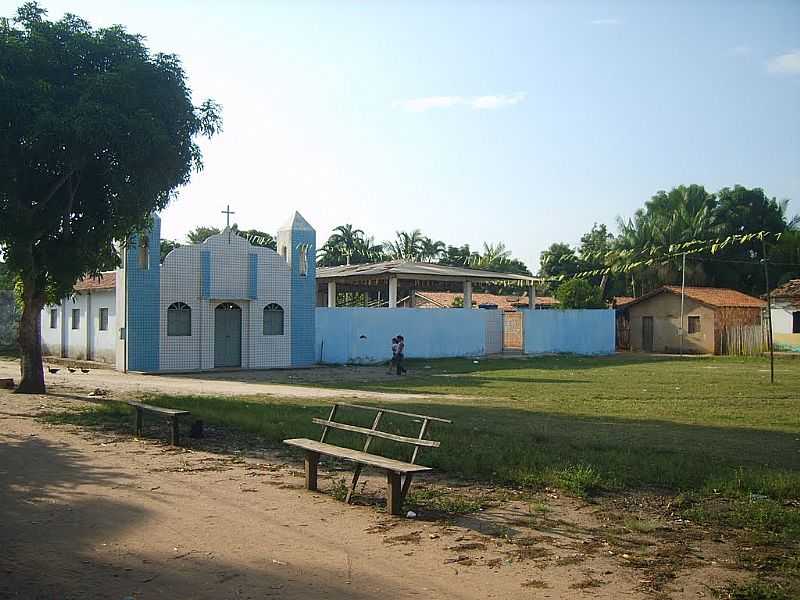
xmin=523 ymin=309 xmax=615 ymax=355
xmin=315 ymin=307 xmax=615 ymax=364
xmin=315 ymin=308 xmax=496 ymax=364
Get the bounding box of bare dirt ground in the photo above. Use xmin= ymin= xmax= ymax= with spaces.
xmin=0 ymin=358 xmax=456 ymax=403
xmin=0 ymin=380 xmax=745 ymax=599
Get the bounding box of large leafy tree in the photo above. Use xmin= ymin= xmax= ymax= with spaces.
xmin=0 ymin=3 xmax=221 ymax=392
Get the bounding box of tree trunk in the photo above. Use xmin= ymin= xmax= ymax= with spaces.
xmin=15 ymin=276 xmax=46 ymax=394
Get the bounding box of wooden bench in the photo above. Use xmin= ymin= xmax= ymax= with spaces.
xmin=284 ymin=403 xmax=451 ymax=515
xmin=127 ymin=401 xmax=190 ymax=446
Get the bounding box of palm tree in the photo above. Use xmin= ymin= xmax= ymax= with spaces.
xmin=384 ymin=229 xmax=425 ymax=260
xmin=318 ymin=224 xmax=385 ymax=266
xmin=419 ymin=237 xmax=446 ymax=262
xmin=469 ymin=242 xmax=511 ymax=270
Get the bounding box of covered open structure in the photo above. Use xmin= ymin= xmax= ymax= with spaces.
xmin=317 ymin=261 xmax=540 ymax=310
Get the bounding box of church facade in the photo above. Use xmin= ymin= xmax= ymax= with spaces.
xmin=41 ymin=212 xmax=316 ymax=372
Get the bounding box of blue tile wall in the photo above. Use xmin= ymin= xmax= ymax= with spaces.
xmin=126 ymin=217 xmax=161 ymax=372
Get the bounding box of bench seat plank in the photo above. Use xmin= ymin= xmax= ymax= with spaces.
xmin=127 ymin=401 xmax=190 ymax=416
xmin=310 ymin=419 xmax=440 ymax=448
xmin=284 ymin=439 xmax=432 ymax=474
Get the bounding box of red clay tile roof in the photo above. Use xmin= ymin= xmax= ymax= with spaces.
xmin=611 ymin=296 xmax=636 ymax=308
xmin=73 ymin=272 xmax=116 ymax=292
xmin=625 ymin=286 xmax=765 ymax=309
xmin=771 ymin=278 xmax=800 ymax=299
xmin=415 ymin=291 xmax=558 ymax=310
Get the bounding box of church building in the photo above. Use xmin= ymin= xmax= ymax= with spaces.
xmin=40 ymin=211 xmax=316 ymax=372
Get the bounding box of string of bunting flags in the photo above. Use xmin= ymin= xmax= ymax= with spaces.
xmin=548 ymin=231 xmax=783 ymax=282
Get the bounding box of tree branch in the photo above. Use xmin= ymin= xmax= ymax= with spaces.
xmin=39 ymin=169 xmax=75 ymax=209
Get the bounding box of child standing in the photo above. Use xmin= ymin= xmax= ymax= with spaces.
xmin=387 ymin=337 xmax=398 ymax=374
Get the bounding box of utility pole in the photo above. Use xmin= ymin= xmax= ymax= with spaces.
xmin=762 ymin=238 xmax=775 ymax=384
xmin=679 ymin=253 xmax=686 ymax=357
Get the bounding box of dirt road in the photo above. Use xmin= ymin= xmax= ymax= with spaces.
xmin=1 ymin=383 xmax=742 ymax=598
xmin=0 ymin=358 xmax=455 ymax=403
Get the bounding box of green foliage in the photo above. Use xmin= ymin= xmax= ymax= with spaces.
xmin=0 ymin=2 xmax=222 ymax=298
xmin=159 ymin=239 xmax=181 ymax=262
xmin=0 ymin=2 xmax=220 ymax=389
xmin=451 ymin=296 xmax=464 ymax=308
xmin=714 ymin=580 xmax=792 ymax=600
xmin=318 ymin=224 xmax=384 ymax=266
xmin=186 ymin=226 xmax=221 ymax=244
xmin=329 ymin=478 xmax=349 ymax=502
xmin=554 ymin=464 xmax=604 ymax=498
xmin=405 ymin=487 xmax=487 ymax=515
xmin=555 ymin=279 xmax=605 ymax=308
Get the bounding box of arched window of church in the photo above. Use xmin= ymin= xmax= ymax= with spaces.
xmin=299 ymin=244 xmax=308 ymax=277
xmin=167 ymin=302 xmax=191 ymax=336
xmin=263 ymin=303 xmax=284 ymax=335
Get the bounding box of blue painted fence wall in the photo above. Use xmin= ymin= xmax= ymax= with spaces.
xmin=523 ymin=309 xmax=615 ymax=355
xmin=315 ymin=308 xmax=492 ymax=364
xmin=315 ymin=308 xmax=616 ymax=364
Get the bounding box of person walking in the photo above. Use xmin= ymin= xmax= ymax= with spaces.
xmin=395 ymin=335 xmax=407 ymax=375
xmin=387 ymin=337 xmax=398 ymax=374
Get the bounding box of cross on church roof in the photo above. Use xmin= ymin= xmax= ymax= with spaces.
xmin=221 ymin=204 xmax=235 ymax=229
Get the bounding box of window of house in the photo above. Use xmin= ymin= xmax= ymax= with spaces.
xmin=793 ymin=311 xmax=800 ymax=334
xmin=99 ymin=307 xmax=109 ymax=331
xmin=299 ymin=244 xmax=308 ymax=276
xmin=167 ymin=302 xmax=191 ymax=336
xmin=687 ymin=315 xmax=701 ymax=334
xmin=71 ymin=309 xmax=80 ymax=330
xmin=138 ymin=235 xmax=150 ymax=270
xmin=263 ymin=303 xmax=284 ymax=335
xmin=50 ymin=309 xmax=58 ymax=329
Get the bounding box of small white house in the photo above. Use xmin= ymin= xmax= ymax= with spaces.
xmin=771 ymin=279 xmax=800 ymax=352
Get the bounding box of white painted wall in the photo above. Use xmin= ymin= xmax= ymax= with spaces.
xmin=771 ymin=301 xmax=796 ymax=334
xmin=40 ymin=289 xmax=116 ymax=364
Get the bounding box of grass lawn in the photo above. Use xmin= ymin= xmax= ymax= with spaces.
xmin=49 ymin=354 xmax=800 ymax=541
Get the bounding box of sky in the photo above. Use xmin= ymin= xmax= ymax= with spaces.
xmin=5 ymin=0 xmax=799 ymax=269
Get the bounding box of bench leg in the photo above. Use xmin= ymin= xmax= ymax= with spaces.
xmin=386 ymin=471 xmax=402 ymax=516
xmin=134 ymin=408 xmax=143 ymax=437
xmin=346 ymin=465 xmax=363 ymax=504
xmin=170 ymin=415 xmax=180 ymax=446
xmin=400 ymin=473 xmax=414 ymax=505
xmin=305 ymin=451 xmax=320 ymax=491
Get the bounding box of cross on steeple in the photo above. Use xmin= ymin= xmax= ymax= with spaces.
xmin=221 ymin=204 xmax=235 ymax=229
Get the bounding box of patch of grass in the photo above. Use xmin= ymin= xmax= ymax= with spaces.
xmin=623 ymin=517 xmax=660 ymax=534
xmin=714 ymin=580 xmax=793 ymax=600
xmin=405 ymin=487 xmax=487 ymax=515
xmin=42 ymin=401 xmax=132 ymax=429
xmin=329 ymin=478 xmax=349 ymax=502
xmin=554 ymin=463 xmax=604 ymax=498
xmin=37 ymin=355 xmax=800 ymax=541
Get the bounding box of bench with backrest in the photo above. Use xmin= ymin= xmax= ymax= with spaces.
xmin=127 ymin=400 xmax=191 ymax=446
xmin=284 ymin=403 xmax=451 ymax=515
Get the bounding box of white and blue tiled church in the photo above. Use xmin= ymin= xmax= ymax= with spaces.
xmin=40 ymin=212 xmax=316 ymax=372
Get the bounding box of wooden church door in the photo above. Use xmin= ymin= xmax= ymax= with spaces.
xmin=214 ymin=303 xmax=242 ymax=367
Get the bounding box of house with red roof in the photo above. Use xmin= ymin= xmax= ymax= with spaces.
xmin=770 ymin=278 xmax=800 ymax=352
xmin=620 ymin=286 xmax=765 ymax=354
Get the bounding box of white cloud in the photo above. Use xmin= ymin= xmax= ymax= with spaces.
xmin=398 ymin=96 xmax=465 ymax=112
xmin=767 ymin=49 xmax=800 ymax=75
xmin=470 ymin=93 xmax=526 ymax=109
xmin=398 ymin=93 xmax=525 ymax=112
xmin=591 ymin=17 xmax=621 ymax=26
